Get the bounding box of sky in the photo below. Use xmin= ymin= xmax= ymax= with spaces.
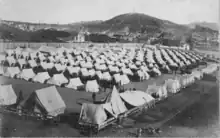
xmin=0 ymin=0 xmax=218 ymax=24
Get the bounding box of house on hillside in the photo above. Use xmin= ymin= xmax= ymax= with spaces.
xmin=182 ymin=43 xmax=190 ymax=50
xmin=74 ymin=31 xmax=85 ymax=42
xmin=123 ymin=35 xmax=134 ymax=42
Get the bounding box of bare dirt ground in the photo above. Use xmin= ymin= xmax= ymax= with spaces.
xmin=0 ymin=68 xmax=218 ymax=137
xmin=95 ymin=76 xmax=219 ymax=137
xmin=157 ymin=80 xmax=219 ymax=137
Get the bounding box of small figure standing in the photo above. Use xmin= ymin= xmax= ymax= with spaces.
xmin=92 ymin=93 xmax=96 ymax=103
xmin=136 ymin=128 xmax=142 ymax=137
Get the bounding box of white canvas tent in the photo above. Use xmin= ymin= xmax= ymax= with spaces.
xmin=146 ymin=83 xmax=167 ymax=98
xmin=120 ymin=74 xmax=130 ymax=85
xmin=121 ymin=68 xmax=133 ymax=76
xmin=54 ymin=64 xmax=66 ymax=72
xmin=66 ymin=78 xmax=84 ymax=90
xmin=67 ymin=66 xmax=80 ymax=75
xmin=79 ymin=103 xmax=108 ymax=125
xmin=165 ymin=79 xmax=181 ymax=94
xmin=28 ymin=60 xmax=37 ymax=68
xmin=81 ymin=68 xmax=90 ymax=77
xmin=4 ymin=67 xmax=20 ymax=78
xmin=81 ymin=62 xmax=93 ymax=69
xmin=47 ymin=73 xmax=68 ymax=86
xmin=33 ymin=72 xmax=50 ymax=83
xmin=120 ymin=90 xmax=155 ymax=107
xmin=18 ymin=69 xmax=36 ymax=81
xmin=88 ymin=69 xmax=96 ymax=77
xmin=34 ymin=86 xmax=66 ymax=117
xmin=102 ymin=72 xmax=112 ymax=81
xmin=152 ymin=67 xmax=161 ymax=76
xmin=41 ymin=62 xmax=54 ymax=70
xmin=48 ymin=56 xmax=55 ymax=63
xmin=30 ymin=52 xmax=38 ymax=60
xmin=5 ymin=49 xmax=14 ymax=56
xmin=86 ymin=80 xmax=99 ymax=93
xmin=0 ymin=85 xmax=17 ymax=105
xmin=96 ymin=71 xmax=103 ymax=80
xmin=192 ymin=70 xmax=203 ymax=80
xmin=103 ymin=86 xmax=127 ymax=117
xmin=6 ymin=56 xmax=16 ymax=66
xmin=113 ymin=74 xmax=121 ymax=84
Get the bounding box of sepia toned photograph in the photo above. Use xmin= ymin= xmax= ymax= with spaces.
xmin=0 ymin=0 xmax=219 ymax=137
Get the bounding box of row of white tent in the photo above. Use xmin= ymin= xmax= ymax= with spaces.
xmin=3 ymin=56 xmax=162 ymax=79
xmin=2 ymin=47 xmax=203 ymax=77
xmin=0 ymin=63 xmax=218 ymax=126
xmin=0 ymin=66 xmax=132 ymax=92
xmin=2 ymin=46 xmax=203 ymax=70
xmin=2 ymin=62 xmax=217 ymax=95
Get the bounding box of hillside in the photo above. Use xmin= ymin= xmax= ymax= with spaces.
xmin=189 ymin=22 xmax=218 ymax=31
xmin=0 ymin=13 xmax=218 ymax=46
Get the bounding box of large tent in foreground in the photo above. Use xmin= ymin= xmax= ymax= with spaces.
xmin=0 ymin=85 xmax=17 ymax=106
xmin=22 ymin=86 xmax=66 ymax=117
xmin=79 ymin=103 xmax=108 ymax=125
xmin=120 ymin=90 xmax=155 ymax=107
xmin=103 ymin=86 xmax=127 ymax=117
xmin=79 ymin=86 xmax=126 ymax=127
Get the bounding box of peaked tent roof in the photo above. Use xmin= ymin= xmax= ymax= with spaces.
xmin=4 ymin=67 xmax=20 ymax=78
xmin=120 ymin=74 xmax=130 ymax=85
xmin=38 ymin=46 xmax=56 ymax=53
xmin=18 ymin=68 xmax=36 ymax=81
xmin=79 ymin=103 xmax=108 ymax=125
xmin=28 ymin=60 xmax=37 ymax=68
xmin=146 ymin=83 xmax=165 ymax=97
xmin=120 ymin=90 xmax=155 ymax=107
xmin=35 ymin=86 xmax=66 ymax=116
xmin=0 ymin=85 xmax=17 ymax=105
xmin=47 ymin=73 xmax=68 ymax=86
xmin=104 ymin=86 xmax=127 ymax=116
xmin=66 ymin=78 xmax=83 ymax=89
xmin=33 ymin=72 xmax=50 ymax=83
xmin=85 ymin=80 xmax=99 ymax=93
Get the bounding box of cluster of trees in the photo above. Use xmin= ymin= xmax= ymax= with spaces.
xmin=85 ymin=34 xmax=120 ymax=43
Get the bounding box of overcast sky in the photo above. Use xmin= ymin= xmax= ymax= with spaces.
xmin=0 ymin=0 xmax=218 ymax=24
